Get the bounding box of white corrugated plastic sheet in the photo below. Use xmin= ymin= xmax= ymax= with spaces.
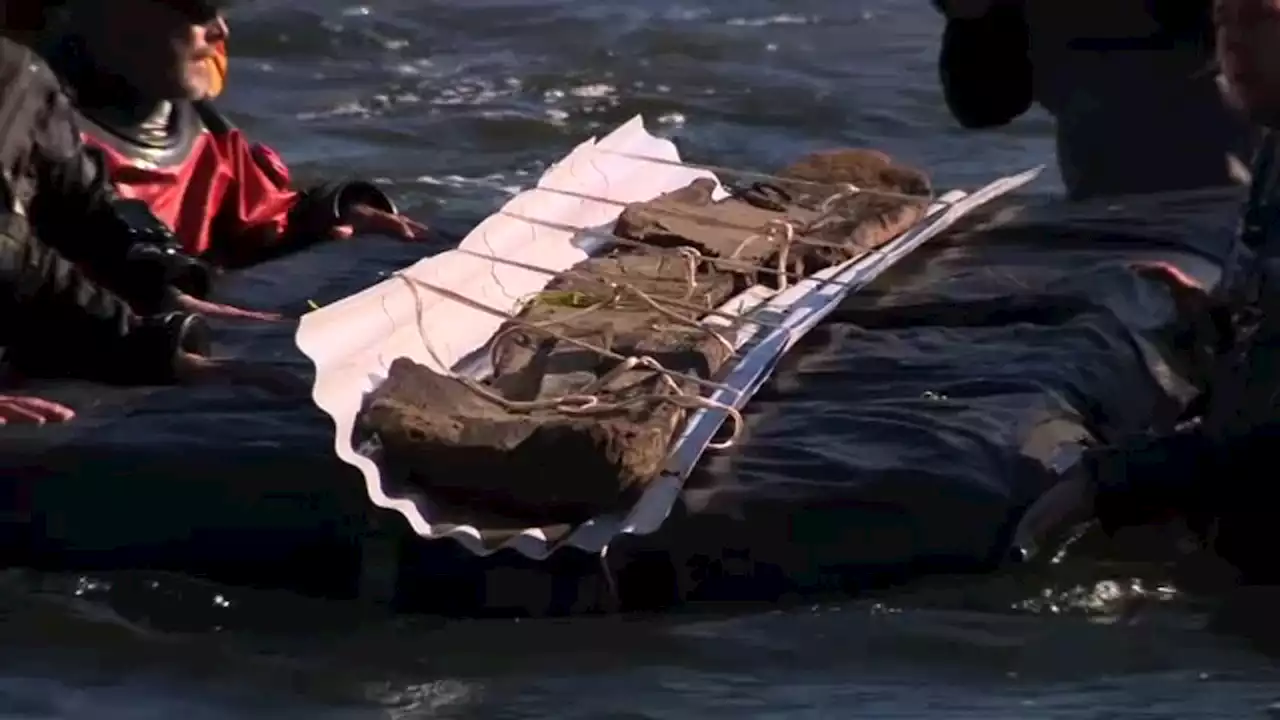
xmin=294 ymin=114 xmax=1043 ymax=560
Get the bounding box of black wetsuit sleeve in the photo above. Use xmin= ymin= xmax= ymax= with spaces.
xmin=206 ymin=176 xmax=399 ymax=269
xmin=23 ymin=60 xmax=177 ymax=313
xmin=1088 ymin=421 xmax=1280 ymax=584
xmin=1087 ymin=429 xmax=1220 ymax=534
xmin=935 ymin=2 xmax=1034 ymax=129
xmin=196 ymin=98 xmax=401 ymax=268
xmin=0 ymin=42 xmax=201 ymax=385
xmin=1086 ymin=419 xmax=1280 ymax=536
xmin=290 ymin=179 xmax=398 ymax=237
xmin=0 ymin=226 xmax=202 ymax=385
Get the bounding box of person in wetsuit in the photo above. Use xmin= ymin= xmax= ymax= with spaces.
xmin=2 ymin=0 xmax=227 ymax=96
xmin=0 ymin=34 xmax=298 ymax=425
xmin=1012 ymin=0 xmax=1280 ymax=584
xmin=41 ymin=0 xmax=430 ymax=281
xmin=933 ymin=0 xmax=1260 ymax=200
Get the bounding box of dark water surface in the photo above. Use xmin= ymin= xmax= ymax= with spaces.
xmin=4 ymin=0 xmax=1280 ymax=717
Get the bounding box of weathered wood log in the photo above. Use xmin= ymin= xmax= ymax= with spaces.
xmin=358 ymin=149 xmax=931 ymax=524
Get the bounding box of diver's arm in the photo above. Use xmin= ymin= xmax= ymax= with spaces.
xmin=1086 ymin=429 xmax=1222 ymax=534
xmin=192 ymin=100 xmax=397 ymax=267
xmin=936 ymin=0 xmax=1033 ymax=129
xmin=0 ymin=224 xmax=206 ymax=386
xmin=288 ymin=179 xmax=399 ymax=237
xmin=1012 ymin=426 xmax=1226 ymax=559
xmin=24 ymin=58 xmax=198 ymax=313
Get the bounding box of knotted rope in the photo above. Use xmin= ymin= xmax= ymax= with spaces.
xmin=394 ymin=173 xmax=923 ymax=453
xmin=394 ymin=272 xmax=747 ymax=450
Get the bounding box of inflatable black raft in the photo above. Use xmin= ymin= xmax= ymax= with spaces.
xmin=0 ymin=187 xmax=1242 ymax=616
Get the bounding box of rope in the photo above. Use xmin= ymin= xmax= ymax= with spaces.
xmin=454 ymin=226 xmax=865 ymax=300
xmin=771 ymin=220 xmax=796 ymax=291
xmin=393 ymin=273 xmax=746 ymax=450
xmin=462 ymin=243 xmax=782 ymax=330
xmin=390 ymin=169 xmax=927 ymax=456
xmin=588 ymin=148 xmax=934 ymax=204
xmin=519 ymin=180 xmax=901 ymax=255
xmin=490 ymin=287 xmax=622 ymax=379
xmin=599 ymin=543 xmax=619 ymax=611
xmin=495 ymin=194 xmax=925 ymax=292
xmin=488 ymin=280 xmax=737 ymax=376
xmin=820 ymin=183 xmax=860 ymax=213
xmin=676 ymin=247 xmax=699 ymax=302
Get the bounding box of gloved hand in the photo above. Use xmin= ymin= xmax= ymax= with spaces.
xmin=113 ymin=198 xmax=214 ymax=304
xmin=113 ymin=199 xmax=283 ymax=321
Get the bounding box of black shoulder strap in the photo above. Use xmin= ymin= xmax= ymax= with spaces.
xmin=192 ymin=100 xmax=236 ymax=136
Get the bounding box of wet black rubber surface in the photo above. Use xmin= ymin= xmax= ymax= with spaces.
xmin=0 ymin=191 xmax=1237 ymax=612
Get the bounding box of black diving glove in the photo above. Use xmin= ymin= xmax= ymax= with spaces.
xmin=115 ymin=310 xmax=213 ymax=384
xmin=1010 ymin=428 xmax=1219 ymax=562
xmin=112 ymin=199 xmax=214 ymax=309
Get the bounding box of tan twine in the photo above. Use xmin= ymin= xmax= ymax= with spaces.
xmin=394 ymin=271 xmax=749 ymax=450
xmin=396 ymin=156 xmax=931 ymax=452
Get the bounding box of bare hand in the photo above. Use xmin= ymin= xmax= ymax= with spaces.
xmin=0 ymin=395 xmax=76 ymax=425
xmin=174 ymin=292 xmax=285 ymax=322
xmin=173 ymin=352 xmax=310 ymax=398
xmin=330 ymin=204 xmax=433 ymax=241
